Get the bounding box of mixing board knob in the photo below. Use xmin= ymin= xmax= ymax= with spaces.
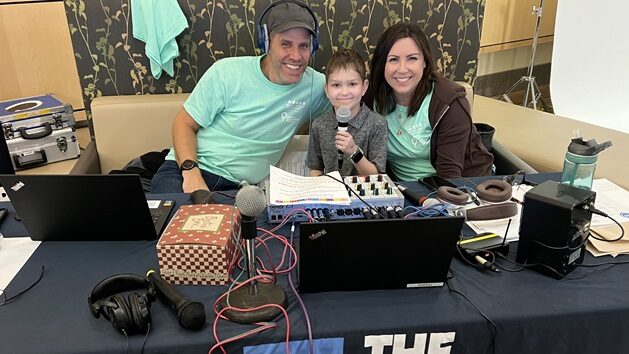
xmin=377 ymin=174 xmax=383 ymax=182
xmin=386 ymin=187 xmax=393 ymax=195
xmin=359 ymin=189 xmax=366 ymax=196
xmin=356 ymin=184 xmax=362 ymax=191
xmin=383 ymin=182 xmax=389 ymax=189
xmin=365 ymin=176 xmax=371 ymax=182
xmin=373 ymin=188 xmax=380 ymax=195
xmin=352 ymin=176 xmax=358 ymax=183
xmin=370 ymin=183 xmax=376 ymax=190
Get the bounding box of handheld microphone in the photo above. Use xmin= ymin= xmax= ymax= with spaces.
xmin=190 ymin=189 xmax=215 ymax=204
xmin=146 ymin=270 xmax=206 ymax=330
xmin=336 ymin=106 xmax=352 ymax=168
xmin=396 ymin=184 xmax=428 ymax=205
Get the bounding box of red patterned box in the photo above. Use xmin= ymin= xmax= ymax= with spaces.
xmin=156 ymin=204 xmax=240 ymax=285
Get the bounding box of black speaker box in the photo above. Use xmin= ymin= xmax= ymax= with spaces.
xmin=517 ymin=181 xmax=596 ymax=278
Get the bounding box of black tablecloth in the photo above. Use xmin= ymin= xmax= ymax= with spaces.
xmin=2 ymin=176 xmax=629 ymax=354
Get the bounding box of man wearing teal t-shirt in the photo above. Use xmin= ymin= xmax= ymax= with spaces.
xmin=152 ymin=1 xmax=331 ymax=193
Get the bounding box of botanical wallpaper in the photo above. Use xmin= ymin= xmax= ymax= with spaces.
xmin=64 ymin=0 xmax=485 ymax=113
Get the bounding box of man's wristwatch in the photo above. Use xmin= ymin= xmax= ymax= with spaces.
xmin=348 ymin=147 xmax=364 ymax=164
xmin=179 ymin=159 xmax=199 ymax=171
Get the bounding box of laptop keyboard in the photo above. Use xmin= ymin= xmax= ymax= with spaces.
xmin=148 ymin=200 xmax=175 ymax=235
xmin=150 ymin=209 xmax=163 ymax=224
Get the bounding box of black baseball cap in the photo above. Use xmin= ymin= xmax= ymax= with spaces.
xmin=264 ymin=2 xmax=317 ymax=36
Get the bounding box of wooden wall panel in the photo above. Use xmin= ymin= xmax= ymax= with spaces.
xmin=480 ymin=0 xmax=557 ymax=53
xmin=0 ymin=2 xmax=85 ymax=119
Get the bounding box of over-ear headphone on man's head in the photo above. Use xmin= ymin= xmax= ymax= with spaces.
xmin=88 ymin=274 xmax=156 ymax=335
xmin=257 ymin=0 xmax=319 ymax=54
xmin=435 ymin=179 xmax=517 ymax=221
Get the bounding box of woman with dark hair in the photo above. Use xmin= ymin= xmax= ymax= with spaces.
xmin=367 ymin=22 xmax=493 ymax=180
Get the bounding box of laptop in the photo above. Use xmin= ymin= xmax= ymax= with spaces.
xmin=0 ymin=174 xmax=174 ymax=241
xmin=299 ymin=216 xmax=465 ymax=292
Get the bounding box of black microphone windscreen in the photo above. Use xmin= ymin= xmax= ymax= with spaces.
xmin=190 ymin=189 xmax=215 ymax=204
xmin=146 ymin=270 xmax=206 ymax=330
xmin=178 ymin=301 xmax=207 ymax=330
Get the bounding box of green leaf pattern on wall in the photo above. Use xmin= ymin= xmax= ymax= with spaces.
xmin=64 ymin=0 xmax=485 ymax=113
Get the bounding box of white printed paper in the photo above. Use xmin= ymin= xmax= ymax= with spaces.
xmin=268 ymin=166 xmax=350 ymax=205
xmin=589 ymin=179 xmax=629 ymax=227
xmin=0 ymin=237 xmax=41 ymax=289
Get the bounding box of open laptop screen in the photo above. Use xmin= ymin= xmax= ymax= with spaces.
xmin=299 ymin=216 xmax=464 ymax=293
xmin=0 ymin=136 xmax=15 ymax=175
xmin=0 ymin=174 xmax=157 ymax=241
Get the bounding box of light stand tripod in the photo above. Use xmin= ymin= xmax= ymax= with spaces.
xmin=500 ymin=0 xmax=548 ymax=111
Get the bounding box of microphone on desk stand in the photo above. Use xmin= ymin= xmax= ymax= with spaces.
xmin=336 ymin=106 xmax=352 ymax=170
xmin=217 ymin=184 xmax=288 ymax=324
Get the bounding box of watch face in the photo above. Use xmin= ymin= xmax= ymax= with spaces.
xmin=181 ymin=160 xmax=197 ymax=170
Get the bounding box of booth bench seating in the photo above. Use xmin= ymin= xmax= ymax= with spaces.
xmin=70 ymin=85 xmax=536 ymax=178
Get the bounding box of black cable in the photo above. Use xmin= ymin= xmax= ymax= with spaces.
xmin=531 ymin=231 xmax=590 ymax=251
xmin=496 ymin=252 xmax=629 ymax=280
xmin=0 ymin=265 xmax=45 ymax=305
xmin=122 ymin=330 xmax=129 ymax=354
xmin=494 ymin=253 xmax=527 ymax=272
xmin=140 ymin=323 xmax=151 ymax=354
xmin=323 ymin=174 xmax=388 ymax=218
xmin=446 ymin=279 xmax=497 ymax=354
xmin=586 ymin=208 xmax=625 ymax=242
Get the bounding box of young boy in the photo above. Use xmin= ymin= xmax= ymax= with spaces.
xmin=307 ymin=49 xmax=388 ymax=176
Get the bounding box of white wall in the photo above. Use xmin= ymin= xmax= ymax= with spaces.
xmin=550 ymin=0 xmax=629 ymax=133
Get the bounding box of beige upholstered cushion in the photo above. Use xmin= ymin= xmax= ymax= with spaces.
xmin=91 ymin=94 xmax=188 ymax=173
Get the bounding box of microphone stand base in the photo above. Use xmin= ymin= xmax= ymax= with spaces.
xmin=218 ymin=283 xmax=288 ymax=324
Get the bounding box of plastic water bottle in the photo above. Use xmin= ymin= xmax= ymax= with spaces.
xmin=560 ymin=132 xmax=612 ymax=190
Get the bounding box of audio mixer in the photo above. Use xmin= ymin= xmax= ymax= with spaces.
xmin=266 ymin=174 xmax=405 ymax=223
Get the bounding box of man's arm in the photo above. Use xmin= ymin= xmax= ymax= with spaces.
xmin=172 ymin=108 xmax=208 ymax=193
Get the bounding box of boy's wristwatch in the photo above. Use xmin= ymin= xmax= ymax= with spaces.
xmin=180 ymin=159 xmax=199 ymax=171
xmin=348 ymin=147 xmax=364 ymax=164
